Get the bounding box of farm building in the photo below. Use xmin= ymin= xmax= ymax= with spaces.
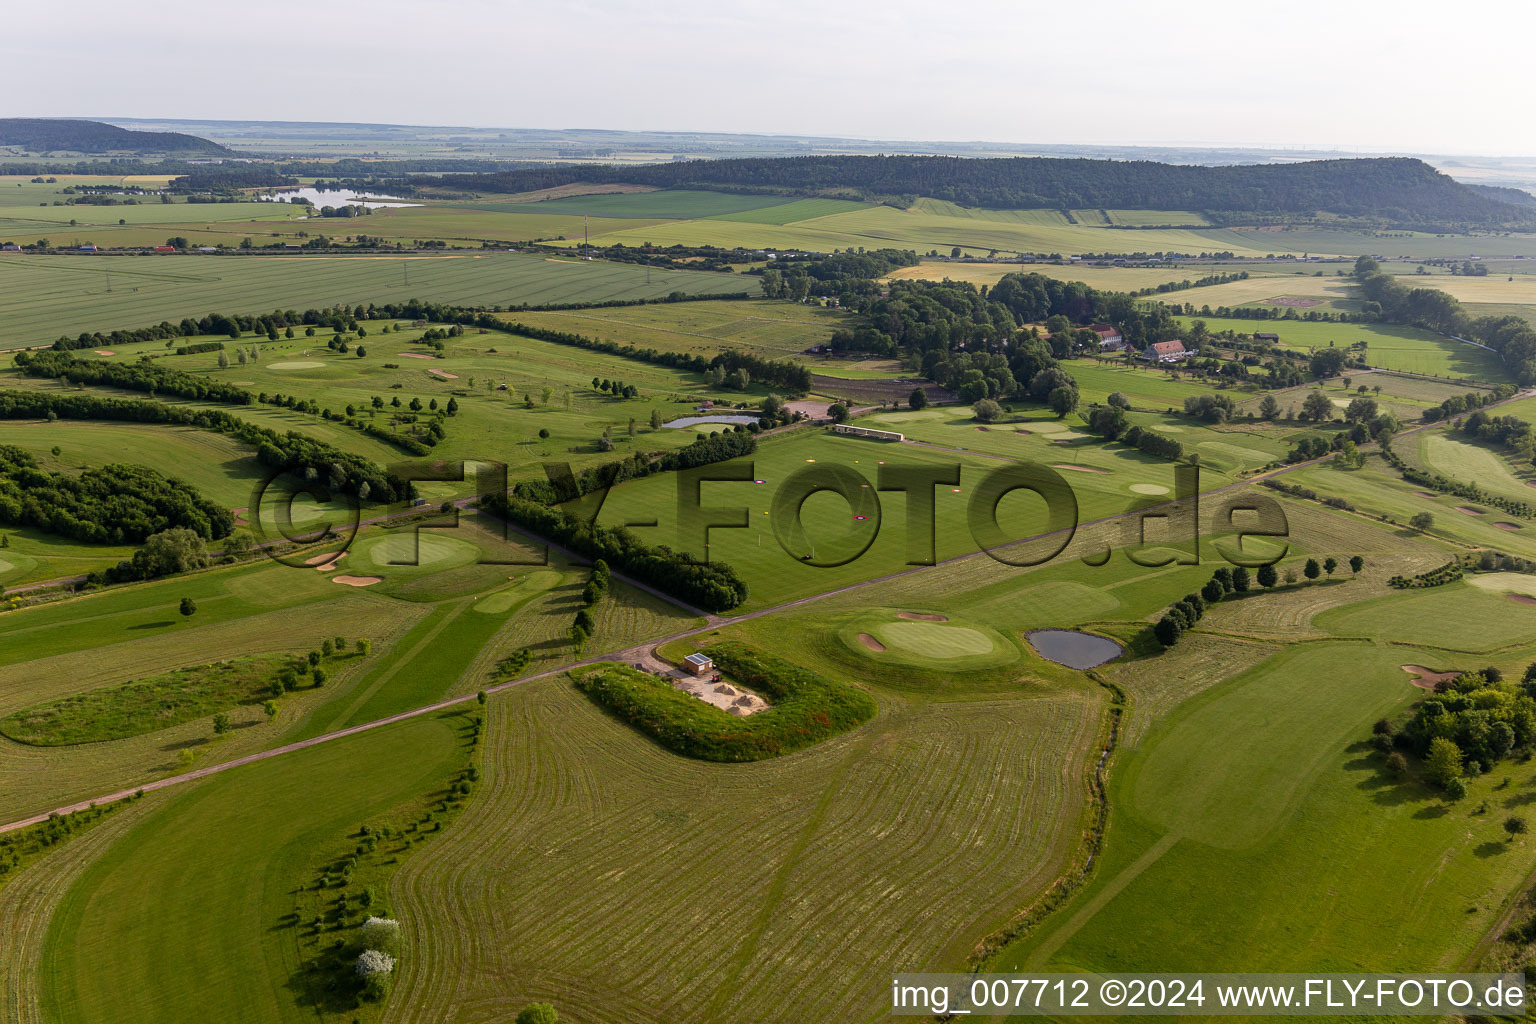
xmin=833 ymin=423 xmax=905 ymax=442
xmin=683 ymin=653 xmax=713 ymax=676
xmin=1140 ymin=340 xmax=1191 ymax=363
xmin=0 ymin=242 xmax=18 ymax=252
xmin=1091 ymin=324 xmax=1126 ymax=351
xmin=1253 ymin=332 xmax=1280 ymax=342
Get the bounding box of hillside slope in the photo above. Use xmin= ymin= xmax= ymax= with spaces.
xmin=424 ymin=155 xmax=1536 ymax=230
xmin=0 ymin=118 xmax=232 ymax=156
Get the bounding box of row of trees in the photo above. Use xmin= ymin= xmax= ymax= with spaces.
xmin=478 ymin=493 xmax=748 ymax=612
xmin=569 ymin=560 xmax=610 ymax=651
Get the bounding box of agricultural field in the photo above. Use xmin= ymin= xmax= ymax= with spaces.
xmin=882 ymin=260 xmax=1222 ymax=290
xmin=501 ymin=298 xmax=852 ymax=362
xmin=0 ymin=253 xmax=756 ymax=347
xmin=1172 ymin=314 xmax=1513 ymax=382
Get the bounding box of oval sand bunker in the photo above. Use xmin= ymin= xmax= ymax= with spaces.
xmin=1129 ymin=483 xmax=1171 ymax=495
xmin=332 ymin=575 xmax=382 ymax=587
xmin=269 ymin=361 xmax=325 ymax=370
xmin=857 ymin=633 xmax=886 ymax=651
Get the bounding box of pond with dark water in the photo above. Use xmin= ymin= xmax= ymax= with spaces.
xmin=1026 ymin=629 xmax=1122 ymax=669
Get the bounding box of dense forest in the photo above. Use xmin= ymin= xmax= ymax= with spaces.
xmin=0 ymin=119 xmax=231 ymax=156
xmin=412 ymin=155 xmax=1536 ymax=229
xmin=0 ymin=445 xmax=232 ymax=544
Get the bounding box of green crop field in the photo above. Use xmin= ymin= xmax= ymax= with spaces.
xmin=0 ymin=253 xmax=756 ymax=347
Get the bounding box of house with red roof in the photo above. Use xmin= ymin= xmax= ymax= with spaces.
xmin=1140 ymin=339 xmax=1191 ymax=363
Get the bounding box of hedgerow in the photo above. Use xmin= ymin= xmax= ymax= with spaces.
xmin=572 ymin=642 xmax=875 ymax=761
xmin=477 ymin=492 xmax=747 ymax=612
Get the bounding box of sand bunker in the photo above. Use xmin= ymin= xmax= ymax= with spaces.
xmin=427 ymin=368 xmax=459 ymax=379
xmin=311 ymin=551 xmax=347 ymax=572
xmin=1456 ymin=505 xmax=1487 ymax=516
xmin=1401 ymin=665 xmax=1459 ymax=690
xmin=857 ymin=633 xmax=886 ymax=651
xmin=1512 ymin=594 xmax=1536 ymax=605
xmin=332 ymin=575 xmax=382 ymax=587
xmin=1130 ymin=483 xmax=1171 ymax=495
xmin=401 ymin=352 xmax=436 ymax=360
xmin=93 ymin=349 xmax=114 ymax=355
xmin=897 ymin=611 xmax=949 ymax=622
xmin=230 ymin=506 xmax=249 ymax=524
xmin=268 ymin=360 xmax=324 ymax=370
xmin=1496 ymin=522 xmax=1524 ymax=531
xmin=303 ymin=551 xmax=343 ymax=566
xmin=1053 ymin=463 xmax=1108 ymax=474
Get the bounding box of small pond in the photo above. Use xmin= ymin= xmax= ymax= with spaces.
xmin=258 ymin=187 xmax=420 ymax=210
xmin=1026 ymin=629 xmax=1122 ymax=670
xmin=662 ymin=415 xmax=760 ymax=428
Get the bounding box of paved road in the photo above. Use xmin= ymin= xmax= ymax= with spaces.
xmin=5 ymin=396 xmax=1529 ymax=836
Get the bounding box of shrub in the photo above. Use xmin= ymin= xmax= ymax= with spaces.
xmin=360 ymin=916 xmax=401 ymax=955
xmin=516 ymin=1004 xmax=559 ymax=1024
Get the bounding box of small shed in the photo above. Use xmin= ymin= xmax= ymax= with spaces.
xmin=684 ymin=653 xmax=714 ymax=676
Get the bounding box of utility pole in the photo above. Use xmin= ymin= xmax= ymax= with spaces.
xmin=104 ymin=264 xmax=111 ymax=293
xmin=584 ymin=213 xmax=589 ymax=248
xmin=403 ymin=260 xmax=408 ymax=289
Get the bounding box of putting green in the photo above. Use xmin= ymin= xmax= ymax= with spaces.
xmin=837 ymin=608 xmax=1017 ymax=673
xmin=258 ymin=500 xmax=332 ymax=525
xmin=473 ymin=570 xmax=562 ymax=613
xmin=1466 ymin=572 xmax=1536 ymax=597
xmin=874 ymin=621 xmax=996 ymax=657
xmin=268 ymin=360 xmax=324 ymax=370
xmin=356 ymin=532 xmax=482 ymax=572
xmin=872 ymin=409 xmax=947 ymax=424
xmin=0 ymin=557 xmax=12 ymax=577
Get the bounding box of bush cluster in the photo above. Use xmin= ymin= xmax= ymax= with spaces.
xmin=573 ymin=642 xmax=875 ymax=762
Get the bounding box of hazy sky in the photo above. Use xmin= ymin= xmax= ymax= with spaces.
xmin=12 ymin=0 xmax=1535 ymax=156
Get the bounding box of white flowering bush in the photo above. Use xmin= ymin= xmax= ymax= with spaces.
xmin=356 ymin=948 xmax=395 ymax=978
xmin=361 ymin=915 xmax=401 ymax=955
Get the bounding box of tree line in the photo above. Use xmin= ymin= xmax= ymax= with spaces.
xmin=477 ymin=492 xmax=749 ymax=612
